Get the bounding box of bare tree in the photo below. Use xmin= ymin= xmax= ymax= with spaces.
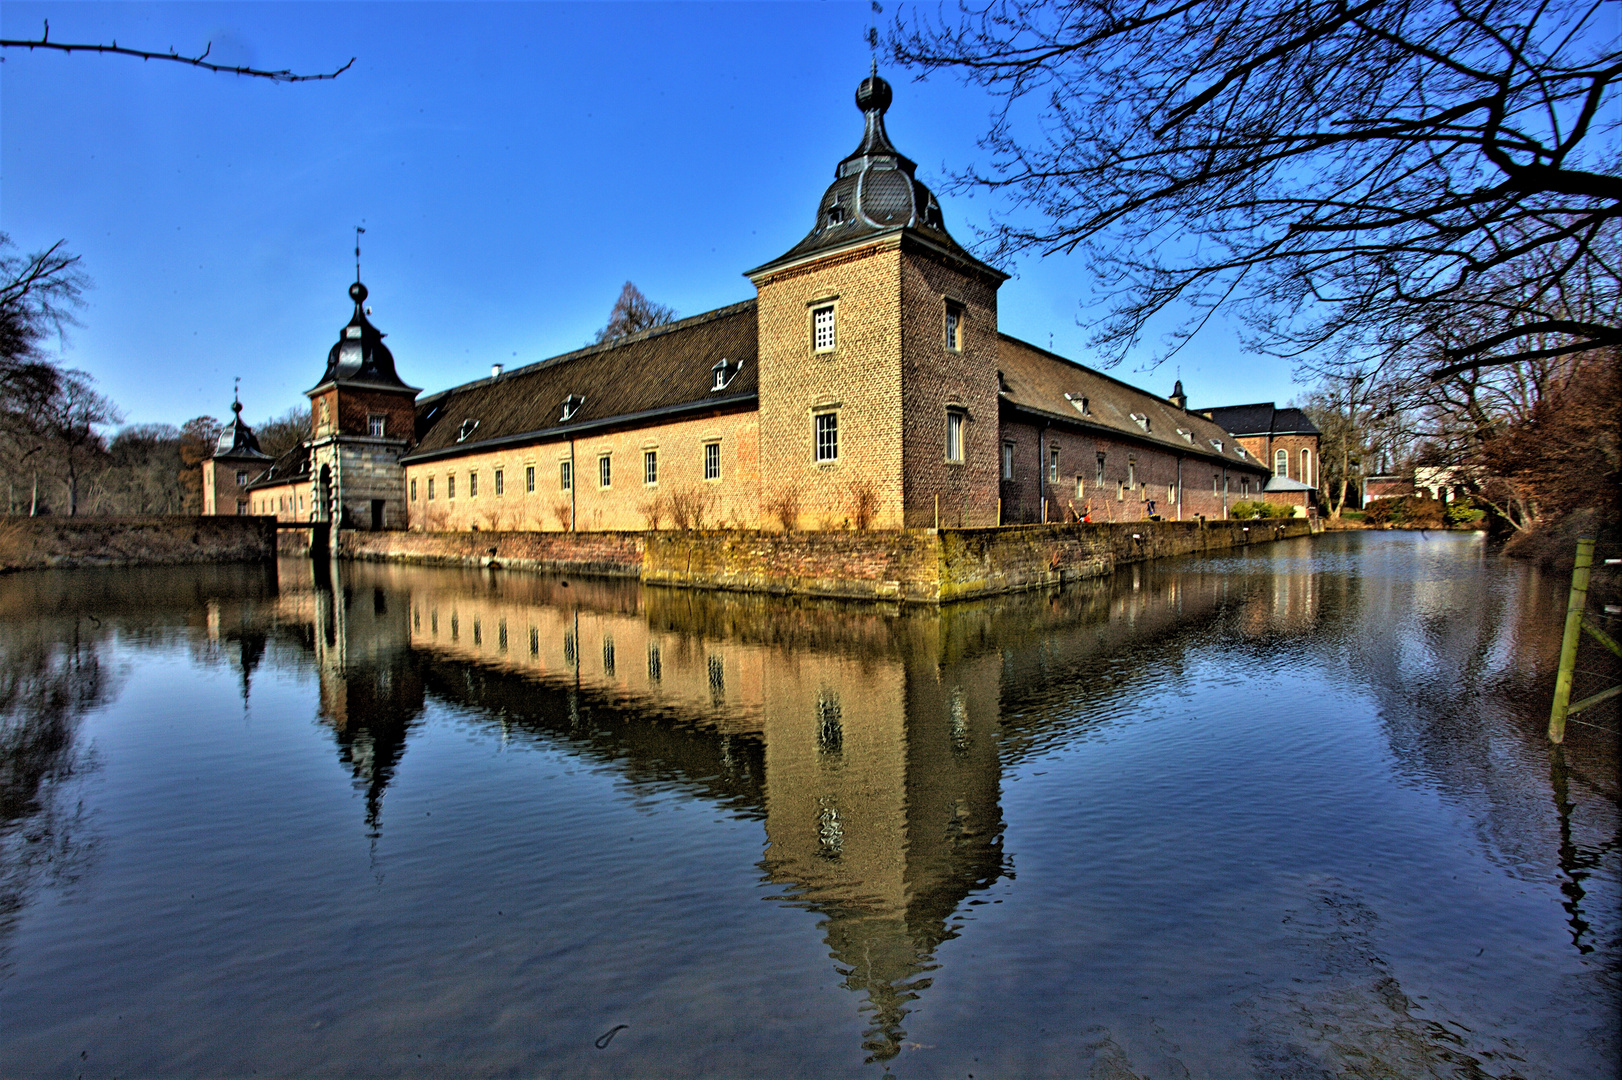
xmin=891 ymin=0 xmax=1621 ymax=378
xmin=0 ymin=234 xmax=86 ymax=404
xmin=253 ymin=406 xmax=307 ymax=460
xmin=36 ymin=371 xmax=120 ymax=517
xmin=1 ymin=20 xmax=352 ymax=82
xmin=592 ymin=282 xmax=675 ymax=344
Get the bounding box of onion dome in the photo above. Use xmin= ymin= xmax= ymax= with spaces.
xmin=749 ymin=71 xmax=999 ymax=278
xmin=308 ymin=279 xmax=418 ymax=393
xmin=212 ymin=395 xmax=269 ymax=459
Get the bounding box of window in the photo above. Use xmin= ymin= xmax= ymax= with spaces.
xmin=648 ymin=644 xmax=662 ymax=681
xmin=1275 ymin=449 xmax=1288 ymax=477
xmin=447 ymin=474 xmax=456 ymax=499
xmin=1177 ymin=428 xmax=1193 ymax=443
xmin=1096 ymin=452 xmax=1106 ymax=485
xmin=427 ymin=477 xmax=435 ymax=500
xmin=235 ymin=470 xmax=248 ymax=486
xmin=560 ymin=460 xmax=572 ymax=491
xmin=494 ymin=469 xmax=504 ymax=496
xmin=1168 ymin=483 xmax=1177 ymax=503
xmin=602 ymin=636 xmax=615 ymax=675
xmin=469 ymin=471 xmax=479 ymax=497
xmin=1127 ymin=459 xmax=1137 ymax=488
xmin=945 ymin=410 xmax=965 ymax=462
xmin=812 ymin=305 xmax=836 ymax=352
xmin=236 ymin=499 xmax=247 ymax=515
xmin=598 ymin=454 xmax=612 ymax=488
xmin=1130 ymin=412 xmax=1150 ymax=432
xmin=1001 ymin=442 xmax=1014 ymax=480
xmin=1049 ymin=447 xmax=1060 ymax=482
xmin=1066 ymin=393 xmax=1090 ymax=416
xmin=368 ymin=415 xmax=386 ymax=437
xmin=1213 ymin=474 xmax=1220 ymax=495
xmin=1075 ymin=476 xmax=1085 ymax=498
xmin=1210 ymin=438 xmax=1224 ymax=452
xmin=457 ymin=419 xmax=479 ymax=442
xmin=817 ymin=691 xmax=843 ymax=754
xmin=1117 ymin=481 xmax=1125 ymax=501
xmin=560 ymin=395 xmax=584 ymax=422
xmin=815 ymin=411 xmax=839 ymax=462
xmin=525 ymin=465 xmax=535 ymax=493
xmin=1301 ymin=448 xmax=1312 ymax=486
xmin=410 ymin=479 xmax=418 ymax=501
xmin=644 ymin=449 xmax=658 ymax=485
xmin=319 ymin=399 xmax=330 ymax=429
xmin=711 ymin=358 xmax=741 ymax=391
xmin=945 ymin=303 xmax=963 ymax=351
xmin=704 ymin=441 xmax=721 ymax=480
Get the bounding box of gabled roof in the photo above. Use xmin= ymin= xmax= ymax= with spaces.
xmin=242 ymin=442 xmax=312 ymax=492
xmin=1197 ymin=402 xmax=1321 ymax=438
xmin=404 ymin=300 xmax=759 ymax=463
xmin=995 ymin=335 xmax=1268 ymax=471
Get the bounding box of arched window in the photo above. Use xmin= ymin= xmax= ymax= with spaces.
xmin=1274 ymin=448 xmax=1288 ymax=477
xmin=1301 ymin=448 xmax=1312 ymax=486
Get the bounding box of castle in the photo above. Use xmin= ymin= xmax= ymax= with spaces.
xmin=214 ymin=73 xmax=1307 ymax=532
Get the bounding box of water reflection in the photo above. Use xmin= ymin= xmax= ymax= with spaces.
xmin=0 ymin=534 xmax=1615 ymax=1076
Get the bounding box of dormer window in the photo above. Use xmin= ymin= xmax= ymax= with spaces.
xmin=826 ymin=203 xmax=847 ymax=227
xmin=1210 ymin=438 xmax=1224 ymax=452
xmin=1130 ymin=413 xmax=1150 ymax=432
xmin=560 ymin=394 xmax=584 ymax=422
xmin=456 ymin=418 xmax=479 ymax=443
xmin=712 ymin=358 xmax=742 ymax=391
xmin=1177 ymin=428 xmax=1193 ymax=443
xmin=1065 ymin=393 xmax=1090 ymax=416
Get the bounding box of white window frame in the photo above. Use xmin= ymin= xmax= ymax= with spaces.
xmin=598 ymin=454 xmax=612 ymax=489
xmin=945 ymin=302 xmax=963 ymax=352
xmin=643 ymin=449 xmax=658 ymax=486
xmin=812 ymin=304 xmax=836 ymax=353
xmin=1301 ymin=448 xmax=1312 ymax=486
xmin=410 ymin=479 xmax=418 ymax=501
xmin=814 ymin=410 xmax=839 ymax=463
xmin=494 ymin=468 xmax=504 ymax=497
xmin=559 ymin=460 xmax=572 ymax=491
xmin=703 ymin=441 xmax=721 ymax=481
xmin=1275 ymin=448 xmax=1288 ymax=477
xmin=469 ymin=471 xmax=479 ymax=498
xmin=945 ymin=410 xmax=965 ymax=463
xmin=368 ymin=414 xmax=386 ymax=438
xmin=1001 ymin=442 xmax=1014 ymax=481
xmin=525 ymin=465 xmax=535 ymax=494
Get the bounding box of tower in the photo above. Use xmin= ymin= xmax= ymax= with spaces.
xmin=747 ymin=73 xmax=1007 ymax=529
xmin=306 ymin=279 xmax=420 ymax=529
xmin=201 ymin=393 xmax=270 ymax=515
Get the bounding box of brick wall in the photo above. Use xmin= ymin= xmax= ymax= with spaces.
xmin=339 ymin=528 xmax=645 ymax=577
xmin=0 ymin=515 xmax=277 ymax=570
xmin=1234 ymin=432 xmax=1321 ymax=486
xmin=202 ymin=456 xmax=264 ymax=517
xmin=402 ymin=406 xmax=760 ymax=533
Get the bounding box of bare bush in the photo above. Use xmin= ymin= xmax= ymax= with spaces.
xmin=668 ymin=485 xmax=712 ymax=530
xmin=765 ymin=486 xmax=801 ymax=531
xmin=847 ymin=480 xmax=878 ymax=531
xmin=637 ymin=493 xmax=668 ymax=530
xmin=552 ymin=500 xmax=572 ymax=530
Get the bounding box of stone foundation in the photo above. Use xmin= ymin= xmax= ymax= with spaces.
xmin=338 ymin=528 xmax=644 ymax=578
xmin=0 ymin=515 xmax=277 ymax=571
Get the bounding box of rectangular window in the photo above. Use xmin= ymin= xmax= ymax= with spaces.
xmin=469 ymin=471 xmax=479 ymax=497
xmin=1168 ymin=483 xmax=1177 ymax=503
xmin=1302 ymin=448 xmax=1312 ymax=486
xmin=447 ymin=474 xmax=456 ymax=499
xmin=1096 ymin=452 xmax=1106 ymax=485
xmin=560 ymin=461 xmax=572 ymax=491
xmin=427 ymin=478 xmax=435 ymax=500
xmin=1075 ymin=476 xmax=1085 ymax=499
xmin=235 ymin=470 xmax=248 ymax=486
xmin=1049 ymin=447 xmax=1060 ymax=482
xmin=368 ymin=415 xmax=385 ymax=437
xmin=1117 ymin=481 xmax=1125 ymax=501
xmin=945 ymin=303 xmax=963 ymax=351
xmin=598 ymin=455 xmax=612 ymax=488
xmin=643 ymin=449 xmax=658 ymax=485
xmin=703 ymin=441 xmax=721 ymax=481
xmin=812 ymin=305 xmax=836 ymax=352
xmin=1001 ymin=442 xmax=1014 ymax=480
xmin=525 ymin=465 xmax=535 ymax=493
xmin=1275 ymin=449 xmax=1288 ymax=477
xmin=1214 ymin=474 xmax=1220 ymax=495
xmin=410 ymin=479 xmax=418 ymax=502
xmin=1127 ymin=459 xmax=1136 ymax=488
xmin=236 ymin=499 xmax=247 ymax=515
xmin=945 ymin=411 xmax=964 ymax=462
xmin=815 ymin=411 xmax=839 ymax=462
xmin=494 ymin=469 xmax=504 ymax=496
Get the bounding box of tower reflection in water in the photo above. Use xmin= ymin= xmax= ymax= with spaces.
xmin=260 ymin=554 xmax=1283 ymax=1062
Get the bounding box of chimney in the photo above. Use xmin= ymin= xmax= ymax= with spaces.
xmin=491 ymin=363 xmax=504 ymax=380
xmin=1169 ymin=379 xmax=1187 ymax=410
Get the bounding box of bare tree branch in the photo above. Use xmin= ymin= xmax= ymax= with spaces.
xmin=1 ymin=19 xmax=353 ymax=82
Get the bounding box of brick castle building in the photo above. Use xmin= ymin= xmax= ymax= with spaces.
xmin=218 ymin=73 xmax=1277 ymax=530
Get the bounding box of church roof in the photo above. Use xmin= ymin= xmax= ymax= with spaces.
xmin=995 ymin=335 xmax=1269 ymax=471
xmin=1197 ymin=402 xmax=1321 ymax=438
xmin=210 ymin=397 xmax=270 ymax=460
xmin=747 ymin=73 xmax=1003 ymax=282
xmin=308 ymin=280 xmax=420 ymax=395
xmin=404 ymin=300 xmax=759 ymax=463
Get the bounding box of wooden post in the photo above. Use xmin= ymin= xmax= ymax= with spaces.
xmin=997 ymin=498 xmax=1002 ymax=526
xmin=934 ymin=493 xmax=940 ymax=530
xmin=1549 ymin=537 xmax=1596 ymax=743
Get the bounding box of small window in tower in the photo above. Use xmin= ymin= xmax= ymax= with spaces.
xmin=1076 ymin=476 xmax=1086 ymax=499
xmin=704 ymin=441 xmax=721 ymax=481
xmin=1049 ymin=446 xmax=1060 ymax=482
xmin=945 ymin=303 xmax=964 ymax=352
xmin=235 ymin=470 xmax=248 ymax=486
xmin=812 ymin=305 xmax=836 ymax=353
xmin=644 ymin=449 xmax=658 ymax=485
xmin=368 ymin=415 xmax=386 ymax=437
xmin=598 ymin=454 xmax=612 ymax=488
xmin=1177 ymin=428 xmax=1193 ymax=443
xmin=1096 ymin=452 xmax=1106 ymax=485
xmin=1210 ymin=438 xmax=1225 ymax=453
xmin=1001 ymin=442 xmax=1014 ymax=480
xmin=945 ymin=410 xmax=965 ymax=463
xmin=814 ymin=410 xmax=839 ymax=462
xmin=826 ymin=202 xmax=847 ymax=227
xmin=236 ymin=499 xmax=247 ymax=515
xmin=1128 ymin=458 xmax=1137 ymax=488
xmin=457 ymin=418 xmax=479 ymax=442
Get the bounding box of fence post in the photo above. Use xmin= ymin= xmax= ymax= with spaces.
xmin=1549 ymin=537 xmax=1596 ymax=743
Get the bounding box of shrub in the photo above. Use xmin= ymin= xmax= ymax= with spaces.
xmin=1446 ymin=500 xmax=1486 ymax=527
xmin=1229 ymin=500 xmax=1259 ymax=519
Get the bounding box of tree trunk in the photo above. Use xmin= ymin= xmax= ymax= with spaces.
xmin=30 ymin=471 xmax=38 ymax=516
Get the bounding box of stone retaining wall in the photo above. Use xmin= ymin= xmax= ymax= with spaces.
xmin=0 ymin=515 xmax=277 ymax=571
xmin=338 ymin=528 xmax=645 ymax=578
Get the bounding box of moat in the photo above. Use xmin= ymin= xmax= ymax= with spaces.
xmin=1 ymin=531 xmax=1616 ymax=1078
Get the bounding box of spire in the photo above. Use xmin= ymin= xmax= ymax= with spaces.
xmin=309 ymin=276 xmax=418 ymax=394
xmin=212 ymin=385 xmax=269 ymax=459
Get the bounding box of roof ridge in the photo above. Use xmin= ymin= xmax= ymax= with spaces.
xmin=419 ymin=298 xmax=758 ymax=404
xmin=998 ymin=332 xmax=1189 ymax=408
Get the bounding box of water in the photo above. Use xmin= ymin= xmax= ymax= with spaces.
xmin=0 ymin=531 xmax=1616 ymax=1078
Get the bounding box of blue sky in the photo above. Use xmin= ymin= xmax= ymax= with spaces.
xmin=1 ymin=1 xmax=1303 ymax=428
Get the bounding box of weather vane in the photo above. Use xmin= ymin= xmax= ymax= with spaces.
xmin=354 ymin=223 xmax=365 ymax=281
xmin=867 ymin=1 xmax=882 ymax=65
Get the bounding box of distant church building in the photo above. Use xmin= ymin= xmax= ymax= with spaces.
xmin=212 ymin=73 xmax=1278 ymax=529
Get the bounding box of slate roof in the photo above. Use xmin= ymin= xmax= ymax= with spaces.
xmin=404 ymin=300 xmax=759 ymax=463
xmin=1264 ymin=475 xmax=1316 ymax=492
xmin=310 ymin=280 xmax=420 ymax=395
xmin=210 ymin=400 xmax=269 ymax=460
xmin=242 ymin=442 xmax=312 ymax=493
xmin=747 ymin=73 xmax=1001 ymax=282
xmin=995 ymin=335 xmax=1269 ymax=472
xmin=1197 ymin=402 xmax=1320 ymax=438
